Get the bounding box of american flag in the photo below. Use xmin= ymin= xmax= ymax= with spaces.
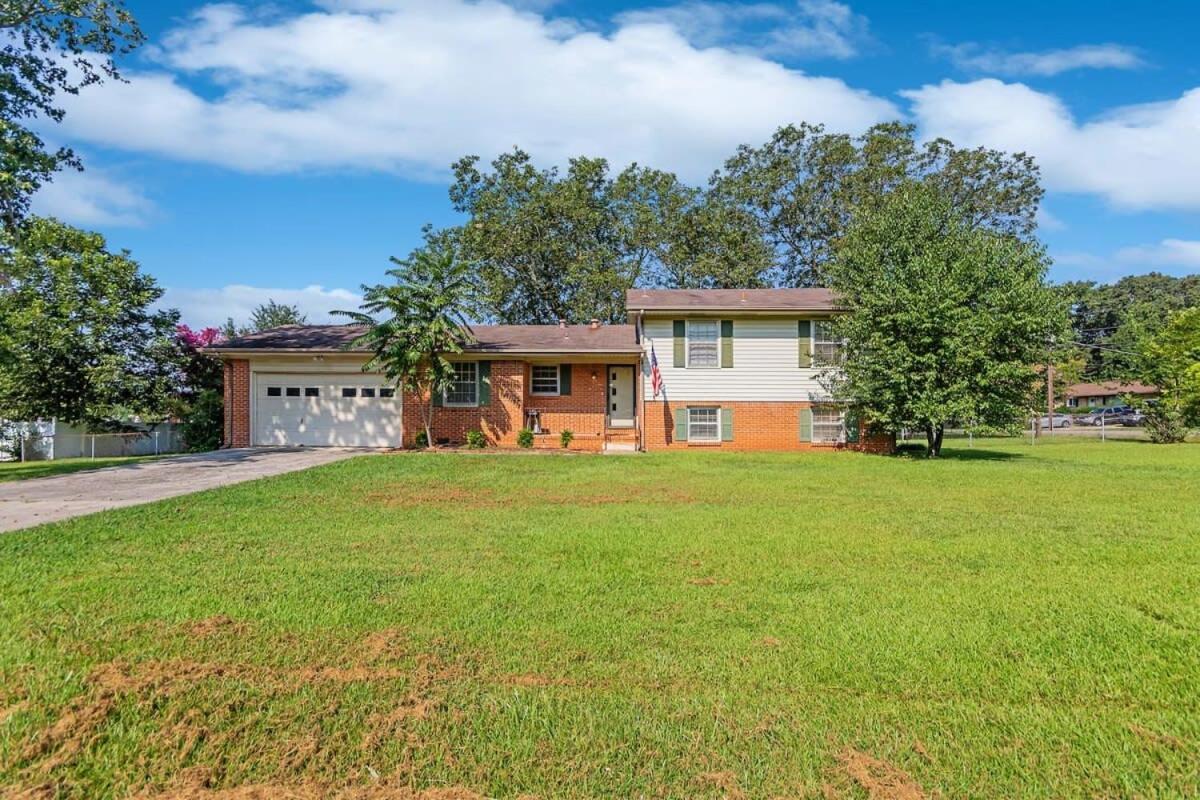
xmin=650 ymin=343 xmax=663 ymax=398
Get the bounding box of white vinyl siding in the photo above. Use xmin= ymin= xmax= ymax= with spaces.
xmin=642 ymin=317 xmax=835 ymax=401
xmin=686 ymin=320 xmax=719 ymax=368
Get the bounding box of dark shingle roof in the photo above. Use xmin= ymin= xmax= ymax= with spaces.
xmin=626 ymin=288 xmax=838 ymax=311
xmin=208 ymin=323 xmax=639 ymax=354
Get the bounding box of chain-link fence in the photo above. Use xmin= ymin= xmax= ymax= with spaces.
xmin=7 ymin=427 xmax=186 ymax=461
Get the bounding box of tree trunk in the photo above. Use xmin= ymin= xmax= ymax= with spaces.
xmin=925 ymin=424 xmax=944 ymax=458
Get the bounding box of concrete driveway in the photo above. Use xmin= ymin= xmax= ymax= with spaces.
xmin=0 ymin=447 xmax=372 ymax=533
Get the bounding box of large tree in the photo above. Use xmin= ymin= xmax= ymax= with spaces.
xmin=825 ymin=182 xmax=1064 ymax=457
xmin=0 ymin=1 xmax=143 ymax=230
xmin=221 ymin=299 xmax=308 ymax=339
xmin=1062 ymin=273 xmax=1200 ymax=380
xmin=712 ymin=122 xmax=1043 ymax=287
xmin=0 ymin=216 xmax=177 ymax=426
xmin=335 ymin=235 xmax=475 ymax=449
xmin=449 ymin=148 xmax=769 ymax=324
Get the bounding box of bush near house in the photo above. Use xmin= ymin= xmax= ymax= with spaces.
xmin=517 ymin=427 xmax=534 ymax=448
xmin=465 ymin=430 xmax=486 ymax=449
xmin=559 ymin=429 xmax=574 ymax=448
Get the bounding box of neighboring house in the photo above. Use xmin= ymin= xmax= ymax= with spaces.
xmin=207 ymin=288 xmax=893 ymax=452
xmin=1064 ymin=381 xmax=1159 ymax=409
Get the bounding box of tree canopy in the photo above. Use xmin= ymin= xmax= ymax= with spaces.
xmin=0 ymin=216 xmax=177 ymax=426
xmin=221 ymin=300 xmax=308 ymax=339
xmin=448 ymin=149 xmax=769 ymax=324
xmin=710 ymin=122 xmax=1043 ymax=288
xmin=0 ymin=1 xmax=143 ymax=229
xmin=1062 ymin=273 xmax=1200 ymax=381
xmin=1137 ymin=306 xmax=1200 ymax=443
xmin=335 ymin=234 xmax=475 ymax=448
xmin=824 ymin=182 xmax=1065 ymax=456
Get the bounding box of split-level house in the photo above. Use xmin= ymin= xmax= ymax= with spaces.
xmin=208 ymin=288 xmax=894 ymax=452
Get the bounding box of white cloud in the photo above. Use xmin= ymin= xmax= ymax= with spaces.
xmin=31 ymin=167 xmax=155 ymax=227
xmin=54 ymin=0 xmax=895 ymax=183
xmin=1114 ymin=239 xmax=1200 ymax=268
xmin=904 ymin=79 xmax=1200 ymax=210
xmin=161 ymin=284 xmax=363 ymax=328
xmin=931 ymin=42 xmax=1143 ymax=77
xmin=615 ymin=0 xmax=870 ymax=59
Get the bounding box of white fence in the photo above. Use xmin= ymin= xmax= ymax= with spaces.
xmin=4 ymin=423 xmax=186 ymax=461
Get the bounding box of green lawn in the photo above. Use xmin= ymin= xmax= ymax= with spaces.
xmin=1 ymin=440 xmax=1197 ymax=799
xmin=0 ymin=455 xmax=163 ymax=483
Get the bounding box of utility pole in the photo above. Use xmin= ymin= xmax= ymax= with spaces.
xmin=1046 ymin=361 xmax=1055 ymax=437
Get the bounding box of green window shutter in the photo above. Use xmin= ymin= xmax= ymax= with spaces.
xmin=720 ymin=407 xmax=733 ymax=441
xmin=559 ymin=364 xmax=572 ymax=396
xmin=845 ymin=409 xmax=860 ymax=443
xmin=673 ymin=408 xmax=688 ymax=442
xmin=798 ymin=320 xmax=812 ymax=368
xmin=720 ymin=320 xmax=733 ymax=368
xmin=477 ymin=361 xmax=491 ymax=406
xmin=799 ymin=407 xmax=813 ymax=442
xmin=672 ymin=320 xmax=686 ymax=367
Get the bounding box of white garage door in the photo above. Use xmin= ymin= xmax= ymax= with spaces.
xmin=254 ymin=373 xmax=401 ymax=447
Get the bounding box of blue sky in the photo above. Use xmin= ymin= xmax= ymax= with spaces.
xmin=32 ymin=0 xmax=1200 ymax=326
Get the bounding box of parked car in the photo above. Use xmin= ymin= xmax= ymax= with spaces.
xmin=1037 ymin=414 xmax=1072 ymax=429
xmin=1077 ymin=406 xmax=1131 ymax=426
xmin=1111 ymin=409 xmax=1145 ymax=426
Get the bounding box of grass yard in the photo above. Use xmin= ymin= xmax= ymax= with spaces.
xmin=0 ymin=455 xmax=164 ymax=483
xmin=1 ymin=439 xmax=1197 ymax=799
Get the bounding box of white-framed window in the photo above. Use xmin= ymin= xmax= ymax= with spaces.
xmin=687 ymin=320 xmax=719 ymax=368
xmin=531 ymin=365 xmax=560 ymax=395
xmin=445 ymin=362 xmax=478 ymax=406
xmin=813 ymin=320 xmax=843 ymax=365
xmin=812 ymin=406 xmax=844 ymax=443
xmin=688 ymin=407 xmax=720 ymax=442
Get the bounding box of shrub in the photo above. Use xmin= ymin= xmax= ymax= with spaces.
xmin=559 ymin=429 xmax=574 ymax=448
xmin=414 ymin=430 xmax=429 ymax=448
xmin=517 ymin=428 xmax=534 ymax=448
xmin=178 ymin=388 xmax=224 ymax=452
xmin=465 ymin=430 xmax=486 ymax=449
xmin=1143 ymin=402 xmax=1188 ymax=444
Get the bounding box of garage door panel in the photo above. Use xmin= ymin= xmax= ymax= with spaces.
xmin=254 ymin=374 xmax=400 ymax=447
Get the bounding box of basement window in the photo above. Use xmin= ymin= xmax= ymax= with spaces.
xmin=812 ymin=406 xmax=845 ymax=444
xmin=687 ymin=407 xmax=720 ymax=443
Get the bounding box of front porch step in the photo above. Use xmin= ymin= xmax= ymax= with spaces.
xmin=603 ymin=441 xmax=638 ymax=453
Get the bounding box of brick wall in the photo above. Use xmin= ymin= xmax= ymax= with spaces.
xmin=524 ymin=363 xmax=609 ymax=451
xmin=401 ymin=360 xmax=525 ymax=447
xmin=643 ymin=400 xmax=894 ymax=453
xmin=222 ymin=359 xmax=251 ymax=448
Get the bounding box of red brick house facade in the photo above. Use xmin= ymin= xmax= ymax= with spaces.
xmin=208 ymin=289 xmax=894 ymax=453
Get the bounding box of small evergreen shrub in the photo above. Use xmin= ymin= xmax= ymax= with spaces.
xmin=559 ymin=429 xmax=574 ymax=448
xmin=517 ymin=428 xmax=534 ymax=448
xmin=465 ymin=430 xmax=486 ymax=449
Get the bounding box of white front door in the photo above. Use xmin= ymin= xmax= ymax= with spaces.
xmin=608 ymin=366 xmax=635 ymax=428
xmin=254 ymin=374 xmax=400 ymax=447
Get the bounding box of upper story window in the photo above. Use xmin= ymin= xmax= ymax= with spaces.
xmin=813 ymin=320 xmax=844 ymax=365
xmin=445 ymin=362 xmax=478 ymax=406
xmin=687 ymin=320 xmax=719 ymax=368
xmin=531 ymin=365 xmax=560 ymax=395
